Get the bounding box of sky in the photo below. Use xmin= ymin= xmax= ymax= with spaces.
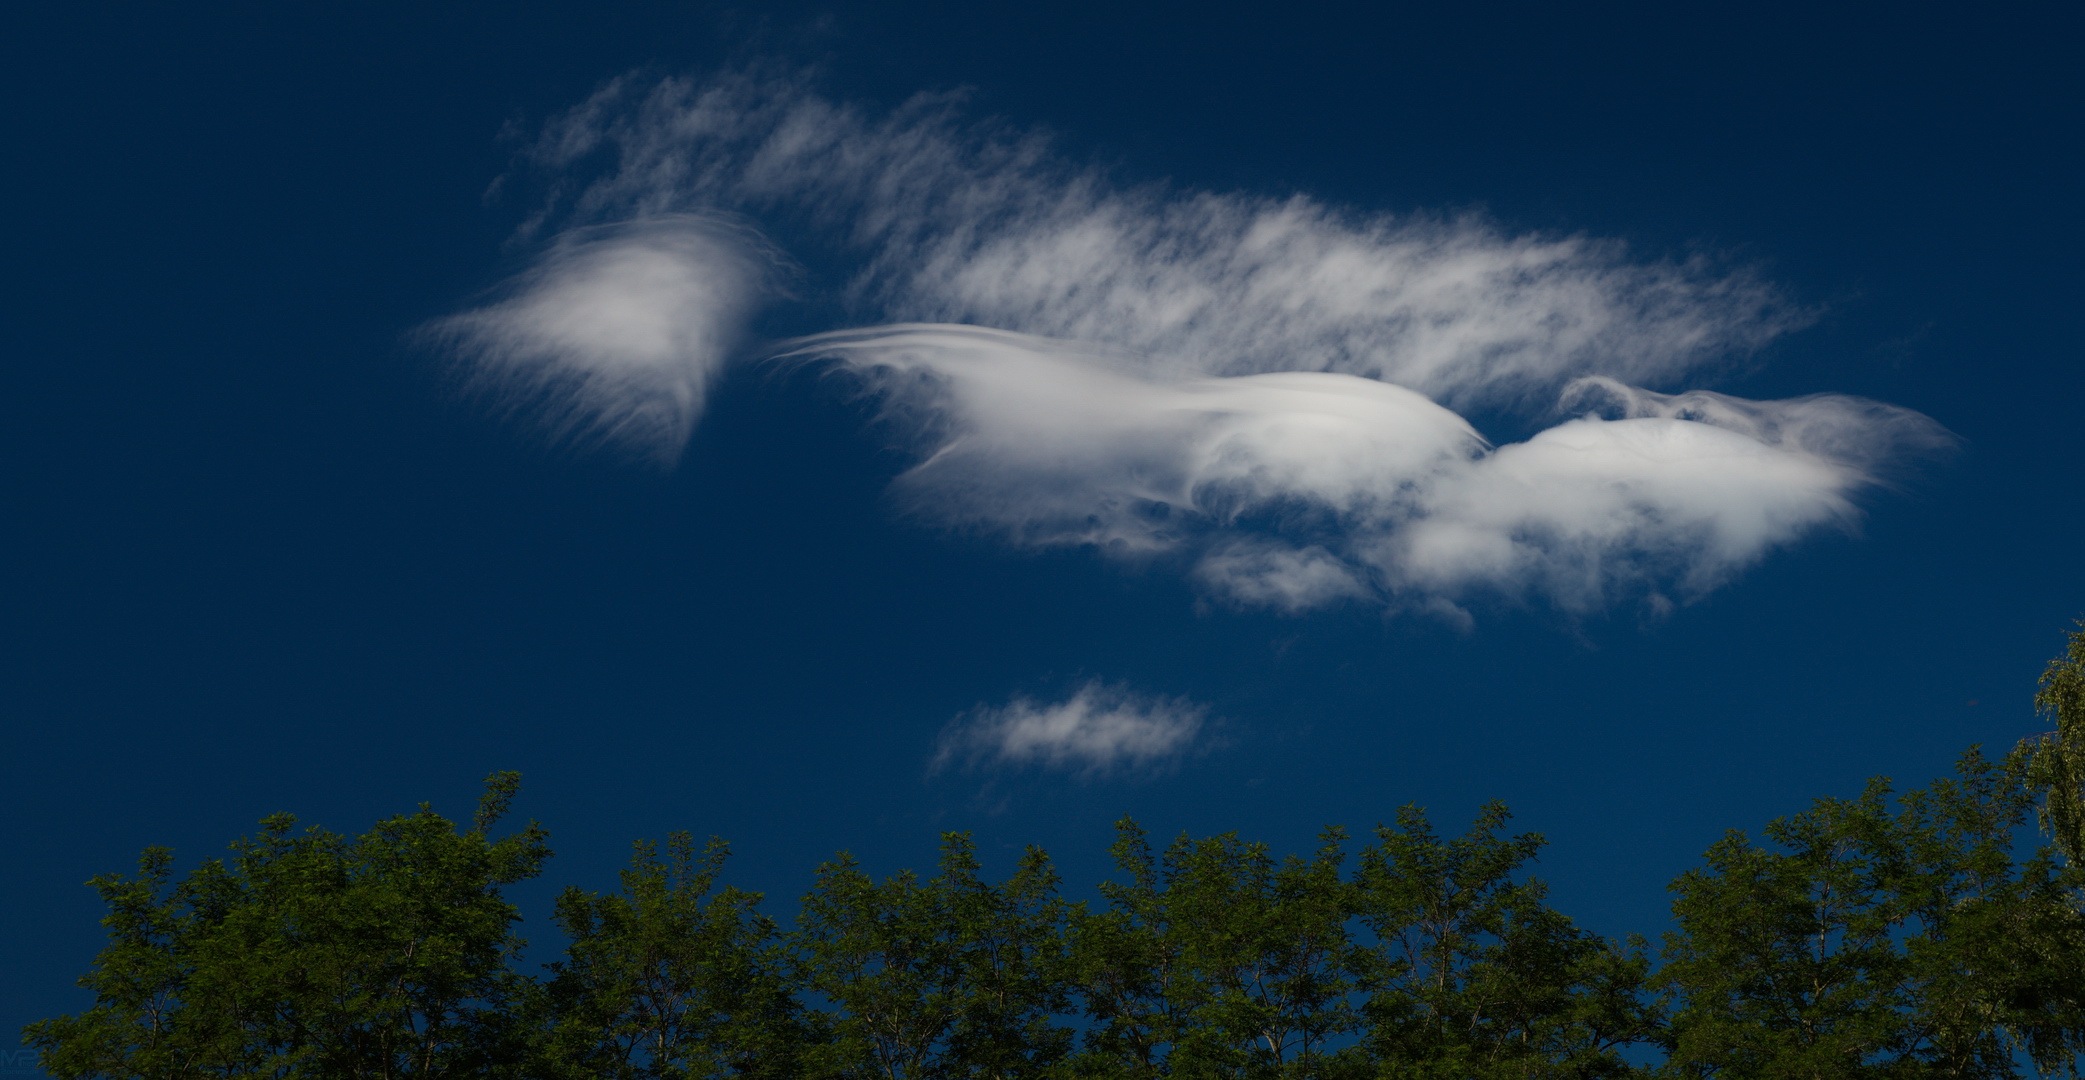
xmin=3 ymin=0 xmax=2082 ymax=1040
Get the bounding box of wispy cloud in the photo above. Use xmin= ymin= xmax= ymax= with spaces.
xmin=427 ymin=215 xmax=782 ymax=462
xmin=428 ymin=68 xmax=1952 ymax=615
xmin=524 ymin=70 xmax=1802 ymax=403
xmin=935 ymin=682 xmax=1208 ymax=774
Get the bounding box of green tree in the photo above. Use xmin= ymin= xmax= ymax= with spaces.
xmin=1657 ymin=750 xmax=2085 ymax=1078
xmin=793 ymin=833 xmax=1074 ymax=1079
xmin=2006 ymin=619 xmax=2085 ymax=1073
xmin=2018 ymin=620 xmax=2085 ymax=867
xmin=538 ymin=833 xmax=810 ymax=1078
xmin=1068 ymin=820 xmax=1360 ymax=1079
xmin=1067 ymin=821 xmax=1359 ymax=1080
xmin=29 ymin=621 xmax=2085 ymax=1079
xmin=23 ymin=772 xmax=550 ymax=1080
xmin=1350 ymin=803 xmax=1658 ymax=1080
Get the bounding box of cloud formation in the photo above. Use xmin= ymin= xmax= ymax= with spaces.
xmin=936 ymin=682 xmax=1208 ymax=774
xmin=788 ymin=326 xmax=1947 ymax=611
xmin=525 ymin=71 xmax=1801 ymax=403
xmin=429 ymin=69 xmax=1950 ymax=615
xmin=429 ymin=215 xmax=780 ymax=461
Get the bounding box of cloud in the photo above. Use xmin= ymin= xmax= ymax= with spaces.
xmin=427 ymin=215 xmax=780 ymax=462
xmin=525 ymin=70 xmax=1803 ymax=404
xmin=786 ymin=325 xmax=1948 ymax=610
xmin=936 ymin=682 xmax=1208 ymax=774
xmin=428 ymin=69 xmax=1951 ymax=615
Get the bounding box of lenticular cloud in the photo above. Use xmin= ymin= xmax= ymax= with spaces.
xmin=786 ymin=326 xmax=1940 ymax=612
xmin=431 ymin=69 xmax=1951 ymax=615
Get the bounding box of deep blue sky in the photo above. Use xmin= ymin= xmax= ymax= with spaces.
xmin=4 ymin=0 xmax=2081 ymax=1038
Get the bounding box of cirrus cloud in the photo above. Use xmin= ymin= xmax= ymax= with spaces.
xmin=427 ymin=214 xmax=783 ymax=462
xmin=523 ymin=69 xmax=1803 ymax=403
xmin=426 ymin=68 xmax=1952 ymax=617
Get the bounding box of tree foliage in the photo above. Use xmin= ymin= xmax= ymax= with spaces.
xmin=794 ymin=834 xmax=1073 ymax=1079
xmin=1351 ymin=803 xmax=1658 ymax=1079
xmin=538 ymin=833 xmax=808 ymax=1079
xmin=1658 ymin=750 xmax=2085 ymax=1078
xmin=2020 ymin=620 xmax=2085 ymax=867
xmin=23 ymin=772 xmax=550 ymax=1079
xmin=1070 ymin=821 xmax=1362 ymax=1078
xmin=23 ymin=626 xmax=2085 ymax=1078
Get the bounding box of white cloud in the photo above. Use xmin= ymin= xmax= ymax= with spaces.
xmin=936 ymin=682 xmax=1208 ymax=774
xmin=427 ymin=215 xmax=779 ymax=462
xmin=777 ymin=324 xmax=1483 ymax=552
xmin=526 ymin=71 xmax=1802 ymax=404
xmin=429 ymin=69 xmax=1951 ymax=615
xmin=785 ymin=325 xmax=1948 ymax=610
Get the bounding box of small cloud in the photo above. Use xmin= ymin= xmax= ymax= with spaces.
xmin=424 ymin=214 xmax=780 ymax=464
xmin=935 ymin=681 xmax=1208 ymax=775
